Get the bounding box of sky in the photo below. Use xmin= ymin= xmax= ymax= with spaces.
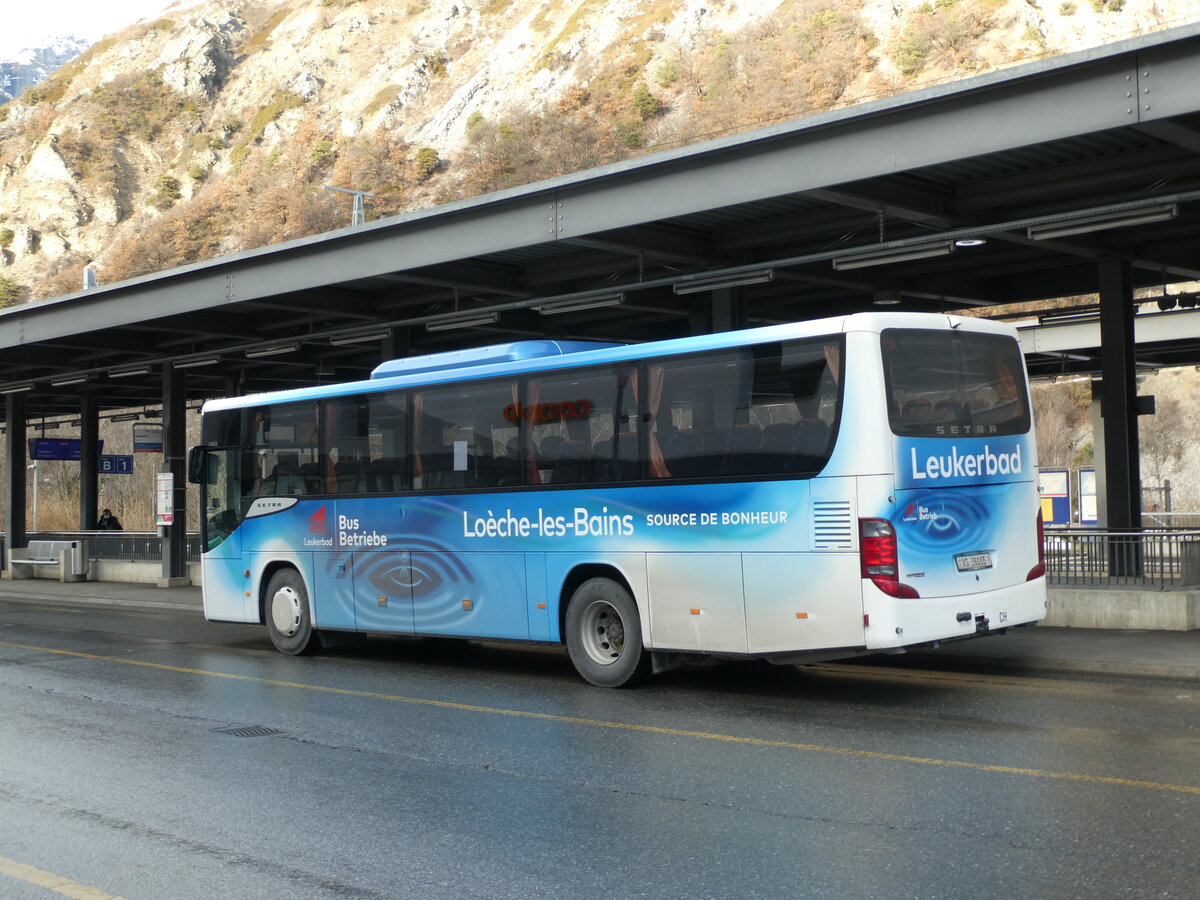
xmin=0 ymin=0 xmax=176 ymax=61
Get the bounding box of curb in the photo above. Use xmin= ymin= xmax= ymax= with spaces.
xmin=0 ymin=593 xmax=202 ymax=614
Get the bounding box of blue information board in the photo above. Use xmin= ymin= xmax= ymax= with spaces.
xmin=1039 ymin=467 xmax=1071 ymax=527
xmin=28 ymin=439 xmax=104 ymax=461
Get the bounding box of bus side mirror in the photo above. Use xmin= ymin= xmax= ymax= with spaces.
xmin=187 ymin=447 xmax=208 ymax=484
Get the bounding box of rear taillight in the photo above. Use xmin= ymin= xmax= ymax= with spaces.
xmin=1027 ymin=509 xmax=1046 ymax=581
xmin=860 ymin=518 xmax=919 ymax=598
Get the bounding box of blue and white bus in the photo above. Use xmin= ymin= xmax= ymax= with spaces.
xmin=188 ymin=312 xmax=1046 ymax=686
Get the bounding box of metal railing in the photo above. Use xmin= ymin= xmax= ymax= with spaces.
xmin=26 ymin=531 xmax=202 ymax=564
xmin=1045 ymin=529 xmax=1200 ymax=589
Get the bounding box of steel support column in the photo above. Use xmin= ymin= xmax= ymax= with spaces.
xmin=160 ymin=364 xmax=188 ymax=585
xmin=382 ymin=325 xmax=409 ymax=363
xmin=711 ymin=288 xmax=746 ymax=334
xmin=1098 ymin=259 xmax=1141 ymax=530
xmin=79 ymin=396 xmax=99 ymax=529
xmin=4 ymin=393 xmax=27 ymax=557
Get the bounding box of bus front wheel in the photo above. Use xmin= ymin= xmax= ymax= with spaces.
xmin=565 ymin=578 xmax=651 ymax=688
xmin=264 ymin=568 xmax=318 ymax=656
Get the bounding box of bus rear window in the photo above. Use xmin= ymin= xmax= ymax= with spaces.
xmin=882 ymin=328 xmax=1030 ymax=438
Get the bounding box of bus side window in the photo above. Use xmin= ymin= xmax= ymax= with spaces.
xmin=368 ymin=389 xmax=407 ymax=493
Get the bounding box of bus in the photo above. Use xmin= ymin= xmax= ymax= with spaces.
xmin=188 ymin=312 xmax=1046 ymax=687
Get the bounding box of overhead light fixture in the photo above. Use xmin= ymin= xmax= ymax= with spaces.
xmin=0 ymin=382 xmax=33 ymax=394
xmin=426 ymin=311 xmax=499 ymax=332
xmin=174 ymin=355 xmax=221 ymax=369
xmin=955 ymin=238 xmax=987 ymax=248
xmin=534 ymin=293 xmax=625 ymax=315
xmin=1026 ymin=203 xmax=1178 ymax=240
xmin=672 ymin=269 xmax=775 ymax=295
xmin=68 ymin=420 xmax=82 ymax=427
xmin=41 ymin=422 xmax=60 ymax=431
xmin=329 ymin=330 xmax=389 ymax=346
xmin=832 ymin=243 xmax=955 ymax=271
xmin=1038 ymin=310 xmax=1100 ymax=326
xmin=111 ymin=413 xmax=140 ymax=422
xmin=245 ymin=342 xmax=300 ymax=358
xmin=50 ymin=374 xmax=89 ymax=387
xmin=873 ymin=290 xmax=902 ymax=306
xmin=110 ymin=365 xmax=151 ymax=378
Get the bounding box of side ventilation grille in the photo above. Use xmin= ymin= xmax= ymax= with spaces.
xmin=813 ymin=500 xmax=854 ymax=549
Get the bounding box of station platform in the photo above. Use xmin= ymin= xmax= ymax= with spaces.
xmin=1 ymin=578 xmax=1198 ymax=682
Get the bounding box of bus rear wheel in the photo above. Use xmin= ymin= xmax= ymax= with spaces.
xmin=565 ymin=578 xmax=651 ymax=688
xmin=265 ymin=568 xmax=318 ymax=655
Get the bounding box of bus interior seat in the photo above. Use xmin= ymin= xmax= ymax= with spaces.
xmin=793 ymin=419 xmax=830 ymax=469
xmin=334 ymin=459 xmax=366 ymax=493
xmin=550 ymin=440 xmax=591 ymax=484
xmin=298 ymin=461 xmax=323 ymax=494
xmin=761 ymin=422 xmax=797 ymax=471
xmin=593 ymin=433 xmax=639 ymax=481
xmin=369 ymin=457 xmax=404 ymax=492
xmin=663 ymin=428 xmax=704 ymax=478
xmin=723 ymin=423 xmax=763 ymax=475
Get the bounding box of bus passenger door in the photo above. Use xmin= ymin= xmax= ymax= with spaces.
xmin=353 ymin=550 xmax=415 ymax=633
xmin=311 ymin=553 xmax=357 ymax=631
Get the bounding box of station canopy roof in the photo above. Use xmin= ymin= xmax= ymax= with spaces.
xmin=3 ymin=23 xmax=1200 ymax=420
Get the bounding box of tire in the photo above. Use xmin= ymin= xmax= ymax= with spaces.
xmin=565 ymin=577 xmax=651 ymax=688
xmin=264 ymin=568 xmax=318 ymax=655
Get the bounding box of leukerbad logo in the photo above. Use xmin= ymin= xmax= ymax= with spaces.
xmin=309 ymin=505 xmax=328 ymax=534
xmin=910 ymin=444 xmax=1021 ymax=481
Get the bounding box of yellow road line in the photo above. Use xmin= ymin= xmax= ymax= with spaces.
xmin=4 ymin=639 xmax=1199 ymax=797
xmin=0 ymin=855 xmax=126 ymax=900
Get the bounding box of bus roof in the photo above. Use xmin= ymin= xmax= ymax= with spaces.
xmin=370 ymin=340 xmax=618 ymax=380
xmin=201 ymin=312 xmax=1017 ymax=412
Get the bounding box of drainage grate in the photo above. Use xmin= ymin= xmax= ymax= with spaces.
xmin=213 ymin=725 xmax=287 ymax=738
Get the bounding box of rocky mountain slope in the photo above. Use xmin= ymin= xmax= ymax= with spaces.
xmin=0 ymin=0 xmax=1194 ymax=302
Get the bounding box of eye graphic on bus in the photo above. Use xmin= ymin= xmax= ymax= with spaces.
xmin=352 ymin=538 xmax=475 ymax=600
xmin=896 ymin=492 xmax=991 ymax=552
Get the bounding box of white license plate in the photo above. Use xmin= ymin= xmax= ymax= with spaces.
xmin=955 ymin=551 xmax=993 ymax=572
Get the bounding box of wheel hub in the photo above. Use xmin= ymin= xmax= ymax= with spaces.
xmin=581 ymin=599 xmax=625 ymax=666
xmin=270 ymin=586 xmax=302 ymax=637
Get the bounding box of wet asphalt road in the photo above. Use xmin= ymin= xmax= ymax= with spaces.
xmin=1 ymin=598 xmax=1198 ymax=900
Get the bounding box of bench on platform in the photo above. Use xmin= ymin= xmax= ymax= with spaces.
xmin=9 ymin=540 xmax=90 ymax=582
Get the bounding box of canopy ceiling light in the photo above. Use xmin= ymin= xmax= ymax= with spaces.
xmin=533 ymin=293 xmax=625 ymax=315
xmin=832 ymin=243 xmax=955 ymax=271
xmin=872 ymin=290 xmax=902 ymax=306
xmin=1026 ymin=203 xmax=1179 ymax=240
xmin=174 ymin=355 xmax=222 ymax=369
xmin=329 ymin=330 xmax=389 ymax=346
xmin=245 ymin=342 xmax=300 ymax=358
xmin=110 ymin=365 xmax=151 ymax=378
xmin=111 ymin=413 xmax=140 ymax=422
xmin=426 ymin=311 xmax=499 ymax=332
xmin=50 ymin=374 xmax=89 ymax=386
xmin=672 ymin=269 xmax=775 ymax=295
xmin=0 ymin=382 xmax=33 ymax=394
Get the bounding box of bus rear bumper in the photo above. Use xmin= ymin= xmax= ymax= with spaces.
xmin=863 ymin=576 xmax=1047 ymax=651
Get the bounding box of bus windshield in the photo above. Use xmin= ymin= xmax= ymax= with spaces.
xmin=882 ymin=328 xmax=1030 ymax=438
